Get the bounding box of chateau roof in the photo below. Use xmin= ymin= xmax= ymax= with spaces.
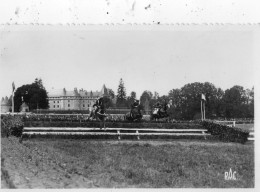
xmin=48 ymin=85 xmax=109 ymax=98
xmin=101 ymin=84 xmax=109 ymax=96
xmin=1 ymin=96 xmax=12 ymax=106
xmin=48 ymin=89 xmax=64 ymax=97
xmin=21 ymin=102 xmax=29 ymax=108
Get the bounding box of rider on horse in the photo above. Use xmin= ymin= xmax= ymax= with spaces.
xmin=153 ymin=101 xmax=161 ymax=115
xmin=160 ymin=99 xmax=168 ymax=116
xmin=130 ymin=99 xmax=141 ymax=118
xmin=153 ymin=101 xmax=162 ymax=108
xmin=93 ymin=96 xmax=105 ymax=115
xmin=131 ymin=99 xmax=140 ymax=109
xmin=153 ymin=100 xmax=167 ymax=117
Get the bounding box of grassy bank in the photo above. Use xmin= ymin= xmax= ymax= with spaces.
xmin=1 ymin=137 xmax=254 ymax=188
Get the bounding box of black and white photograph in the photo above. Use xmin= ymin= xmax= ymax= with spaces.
xmin=0 ymin=0 xmax=258 ymax=189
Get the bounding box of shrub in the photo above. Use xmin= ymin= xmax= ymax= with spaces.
xmin=24 ymin=120 xmax=204 ymax=129
xmin=201 ymin=120 xmax=249 ymax=143
xmin=1 ymin=115 xmax=24 ymax=137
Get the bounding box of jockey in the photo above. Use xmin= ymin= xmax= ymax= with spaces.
xmin=131 ymin=99 xmax=141 ymax=117
xmin=131 ymin=99 xmax=140 ymax=109
xmin=153 ymin=101 xmax=162 ymax=116
xmin=153 ymin=101 xmax=162 ymax=109
xmin=93 ymin=96 xmax=105 ymax=114
xmin=160 ymin=99 xmax=168 ymax=116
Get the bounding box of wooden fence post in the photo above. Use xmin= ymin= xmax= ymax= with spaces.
xmin=117 ymin=130 xmax=121 ymax=140
xmin=136 ymin=130 xmax=140 ymax=140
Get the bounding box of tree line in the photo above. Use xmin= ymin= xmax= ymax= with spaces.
xmin=115 ymin=79 xmax=254 ymax=120
xmin=13 ymin=78 xmax=254 ymax=120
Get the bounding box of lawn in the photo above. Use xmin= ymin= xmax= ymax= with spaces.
xmin=1 ymin=137 xmax=254 ymax=188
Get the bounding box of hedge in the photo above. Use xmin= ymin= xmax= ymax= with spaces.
xmin=24 ymin=121 xmax=205 ymax=129
xmin=1 ymin=115 xmax=24 ymax=137
xmin=201 ymin=121 xmax=249 ymax=143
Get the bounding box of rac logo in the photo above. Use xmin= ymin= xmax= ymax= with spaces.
xmin=225 ymin=168 xmax=237 ymax=180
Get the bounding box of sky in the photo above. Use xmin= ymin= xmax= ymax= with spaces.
xmin=0 ymin=25 xmax=257 ymax=99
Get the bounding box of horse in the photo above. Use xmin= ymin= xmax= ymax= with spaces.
xmin=125 ymin=107 xmax=143 ymax=122
xmin=150 ymin=100 xmax=172 ymax=122
xmin=89 ymin=106 xmax=107 ymax=128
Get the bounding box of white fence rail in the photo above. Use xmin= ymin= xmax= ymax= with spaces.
xmin=214 ymin=121 xmax=236 ymax=127
xmin=22 ymin=127 xmax=210 ymax=140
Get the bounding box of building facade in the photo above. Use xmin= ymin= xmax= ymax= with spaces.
xmin=1 ymin=96 xmax=12 ymax=113
xmin=48 ymin=84 xmax=110 ymax=111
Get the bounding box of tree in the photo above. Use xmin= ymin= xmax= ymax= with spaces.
xmin=103 ymin=96 xmax=113 ymax=109
xmin=179 ymin=82 xmax=205 ymax=119
xmin=14 ymin=78 xmax=49 ymax=112
xmin=248 ymin=87 xmax=254 ymax=117
xmin=168 ymin=82 xmax=223 ymax=120
xmin=130 ymin=91 xmax=136 ymax=99
xmin=140 ymin=90 xmax=153 ymax=110
xmin=214 ymin=88 xmax=225 ymax=117
xmin=223 ymin=85 xmax=249 ymax=118
xmin=153 ymin=91 xmax=159 ymax=99
xmin=168 ymin=89 xmax=183 ymax=119
xmin=126 ymin=91 xmax=136 ymax=108
xmin=102 ymin=88 xmax=115 ymax=108
xmin=116 ymin=78 xmax=127 ymax=107
xmin=108 ymin=89 xmax=115 ymax=99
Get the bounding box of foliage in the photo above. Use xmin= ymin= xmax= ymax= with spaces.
xmin=13 ymin=78 xmax=49 ymax=112
xmin=116 ymin=78 xmax=127 ymax=107
xmin=23 ymin=116 xmax=204 ymax=129
xmin=108 ymin=89 xmax=115 ymax=99
xmin=201 ymin=120 xmax=249 ymax=143
xmin=126 ymin=91 xmax=137 ymax=108
xmin=223 ymin=85 xmax=253 ymax=118
xmin=1 ymin=115 xmax=24 ymax=137
xmin=140 ymin=90 xmax=154 ymax=110
xmin=167 ymin=82 xmax=253 ymax=120
xmin=103 ymin=96 xmax=114 ymax=109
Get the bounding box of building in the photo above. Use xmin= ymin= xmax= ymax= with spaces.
xmin=1 ymin=96 xmax=12 ymax=113
xmin=48 ymin=84 xmax=111 ymax=111
xmin=20 ymin=102 xmax=29 ymax=112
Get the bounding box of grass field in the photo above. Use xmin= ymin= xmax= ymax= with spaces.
xmin=1 ymin=137 xmax=254 ymax=188
xmin=235 ymin=123 xmax=254 ymax=130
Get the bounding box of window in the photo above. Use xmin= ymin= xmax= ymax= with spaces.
xmin=68 ymin=104 xmax=70 ymax=107
xmin=57 ymin=101 xmax=59 ymax=103
xmin=88 ymin=104 xmax=90 ymax=107
xmin=53 ymin=105 xmax=55 ymax=108
xmin=83 ymin=104 xmax=85 ymax=107
xmin=54 ymin=101 xmax=55 ymax=103
xmin=68 ymin=100 xmax=70 ymax=102
xmin=57 ymin=105 xmax=59 ymax=108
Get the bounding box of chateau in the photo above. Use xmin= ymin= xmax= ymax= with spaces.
xmin=48 ymin=84 xmax=111 ymax=111
xmin=1 ymin=96 xmax=12 ymax=113
xmin=1 ymin=85 xmax=112 ymax=112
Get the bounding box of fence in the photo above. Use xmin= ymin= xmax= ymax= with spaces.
xmin=214 ymin=120 xmax=236 ymax=127
xmin=21 ymin=127 xmax=210 ymax=141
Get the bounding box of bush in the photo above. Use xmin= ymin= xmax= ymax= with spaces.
xmin=1 ymin=115 xmax=24 ymax=137
xmin=201 ymin=121 xmax=249 ymax=143
xmin=24 ymin=120 xmax=204 ymax=129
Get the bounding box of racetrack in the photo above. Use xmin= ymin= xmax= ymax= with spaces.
xmin=1 ymin=136 xmax=254 ymax=188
